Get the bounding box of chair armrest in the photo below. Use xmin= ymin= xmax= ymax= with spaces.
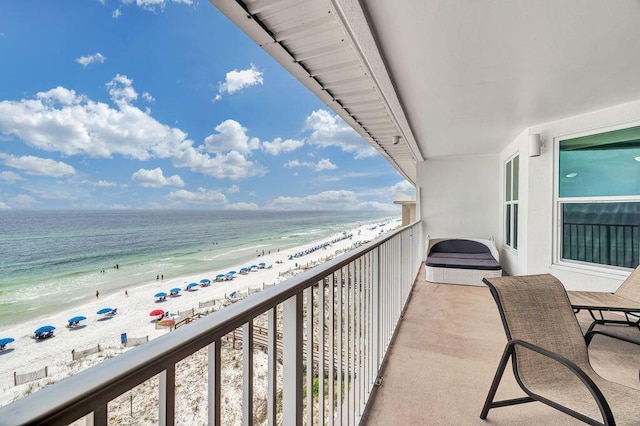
xmin=508 ymin=339 xmax=615 ymax=425
xmin=585 ymin=329 xmax=640 ymax=347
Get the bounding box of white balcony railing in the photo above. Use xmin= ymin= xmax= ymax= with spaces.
xmin=0 ymin=221 xmax=422 ymax=425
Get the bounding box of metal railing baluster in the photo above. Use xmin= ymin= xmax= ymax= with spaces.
xmin=336 ymin=267 xmax=343 ymax=425
xmin=159 ymin=364 xmax=175 ymax=426
xmin=328 ymin=271 xmax=335 ymax=426
xmin=267 ymin=308 xmax=277 ymax=426
xmin=306 ymin=287 xmax=313 ymax=425
xmin=319 ymin=278 xmax=325 ymax=425
xmin=243 ymin=320 xmax=254 ymax=426
xmin=208 ymin=340 xmax=221 ymax=426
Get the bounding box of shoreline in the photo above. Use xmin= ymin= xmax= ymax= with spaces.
xmin=0 ymin=219 xmax=400 ymax=408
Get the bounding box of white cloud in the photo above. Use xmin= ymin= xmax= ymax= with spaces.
xmin=175 ymin=149 xmax=267 ymax=180
xmin=219 ymin=65 xmax=263 ymax=95
xmin=315 ymin=171 xmax=377 ymax=184
xmin=75 ymin=52 xmax=107 ymax=68
xmin=315 ymin=159 xmax=338 ymax=171
xmin=391 ymin=180 xmax=416 ymax=199
xmin=142 ymin=92 xmax=155 ymax=103
xmin=106 ymin=74 xmax=138 ymax=105
xmin=305 ymin=110 xmax=378 ymax=159
xmin=38 ymin=86 xmax=85 ymax=105
xmin=0 ymin=154 xmax=76 ymax=177
xmin=0 ymin=201 xmax=9 ymax=210
xmin=284 ymin=158 xmax=337 ymax=172
xmin=262 ymin=137 xmax=304 ymax=156
xmin=11 ymin=194 xmax=37 ymax=207
xmin=0 ymin=84 xmax=186 ymax=161
xmin=0 ymin=171 xmax=22 ymax=183
xmin=204 ymin=120 xmax=260 ymax=154
xmin=113 ymin=8 xmax=122 ymax=18
xmin=120 ymin=0 xmax=193 ymax=11
xmin=228 ymin=184 xmax=240 ymax=193
xmin=165 ymin=188 xmax=227 ymax=205
xmin=283 ymin=160 xmax=301 ymax=168
xmin=82 ymin=179 xmax=117 ymax=187
xmin=213 ymin=65 xmax=263 ymax=102
xmin=130 ymin=167 xmax=185 ymax=188
xmin=266 ymin=190 xmax=396 ymax=212
xmin=0 ymin=79 xmax=269 ymax=181
xmin=224 ymin=202 xmax=259 ymax=210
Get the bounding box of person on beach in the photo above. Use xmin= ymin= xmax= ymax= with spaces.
xmin=125 ymin=290 xmax=128 ymax=297
xmin=96 ymin=290 xmax=99 ymax=299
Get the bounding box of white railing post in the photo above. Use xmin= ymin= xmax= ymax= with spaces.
xmin=372 ymin=246 xmax=380 ymax=376
xmin=283 ymin=293 xmax=303 ymax=426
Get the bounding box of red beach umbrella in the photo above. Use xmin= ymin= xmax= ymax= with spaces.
xmin=150 ymin=309 xmax=165 ymax=317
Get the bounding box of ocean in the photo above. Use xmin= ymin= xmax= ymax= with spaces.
xmin=0 ymin=210 xmax=395 ymax=327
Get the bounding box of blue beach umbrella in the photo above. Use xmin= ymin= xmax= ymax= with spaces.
xmin=258 ymin=262 xmax=266 ymax=267
xmin=170 ymin=287 xmax=181 ymax=293
xmin=154 ymin=292 xmax=168 ymax=298
xmin=227 ymin=271 xmax=237 ymax=275
xmin=186 ymin=282 xmax=198 ymax=289
xmin=200 ymin=278 xmax=211 ymax=284
xmin=34 ymin=325 xmax=55 ymax=334
xmin=250 ymin=265 xmax=258 ymax=269
xmin=97 ymin=308 xmax=114 ymax=315
xmin=68 ymin=316 xmax=87 ymax=324
xmin=0 ymin=337 xmax=15 ymax=349
xmin=215 ymin=274 xmax=225 ymax=278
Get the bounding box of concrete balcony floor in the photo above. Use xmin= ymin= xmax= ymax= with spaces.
xmin=363 ymin=267 xmax=640 ymax=425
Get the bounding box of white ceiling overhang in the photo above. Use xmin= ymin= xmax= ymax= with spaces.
xmin=210 ymin=1 xmax=640 ymax=184
xmin=209 ymin=0 xmax=421 ymax=184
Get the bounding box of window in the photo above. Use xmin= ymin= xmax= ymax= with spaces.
xmin=505 ymin=155 xmax=519 ymax=250
xmin=557 ymin=126 xmax=640 ymax=269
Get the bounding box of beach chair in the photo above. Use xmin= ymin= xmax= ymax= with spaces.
xmin=481 ymin=274 xmax=640 ymax=425
xmin=568 ymin=265 xmax=640 ymax=333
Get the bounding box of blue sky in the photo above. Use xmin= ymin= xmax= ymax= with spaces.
xmin=0 ymin=0 xmax=411 ymax=211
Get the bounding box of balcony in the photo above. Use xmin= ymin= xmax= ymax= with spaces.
xmin=2 ymin=220 xmax=639 ymax=425
xmin=364 ymin=269 xmax=640 ymax=425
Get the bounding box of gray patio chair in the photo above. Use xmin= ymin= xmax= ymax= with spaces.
xmin=569 ymin=266 xmax=640 ymax=333
xmin=481 ymin=274 xmax=640 ymax=425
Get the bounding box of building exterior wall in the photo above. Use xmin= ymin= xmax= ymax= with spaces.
xmin=417 ymin=154 xmax=500 ymax=260
xmin=416 ymin=101 xmax=640 ymax=291
xmin=508 ymin=100 xmax=640 ymax=291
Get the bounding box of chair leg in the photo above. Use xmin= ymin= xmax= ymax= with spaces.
xmin=480 ymin=344 xmax=513 ymax=419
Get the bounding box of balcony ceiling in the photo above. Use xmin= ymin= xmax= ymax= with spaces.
xmin=209 ymin=0 xmax=640 ymax=184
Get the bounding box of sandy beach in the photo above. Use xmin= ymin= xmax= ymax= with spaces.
xmin=0 ymin=219 xmax=399 ymax=414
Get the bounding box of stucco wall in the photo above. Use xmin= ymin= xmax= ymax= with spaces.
xmin=511 ymin=100 xmax=640 ymax=291
xmin=417 ymin=154 xmax=500 ymax=257
xmin=416 ymin=101 xmax=640 ymax=291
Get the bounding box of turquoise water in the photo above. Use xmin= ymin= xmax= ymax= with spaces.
xmin=0 ymin=210 xmax=394 ymax=327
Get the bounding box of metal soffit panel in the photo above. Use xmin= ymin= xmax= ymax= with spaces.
xmin=209 ymin=0 xmax=418 ymax=183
